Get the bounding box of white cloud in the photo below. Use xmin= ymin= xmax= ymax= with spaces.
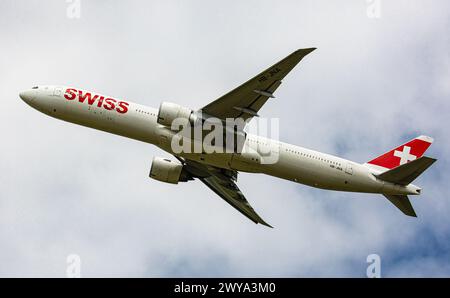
xmin=1 ymin=0 xmax=449 ymax=277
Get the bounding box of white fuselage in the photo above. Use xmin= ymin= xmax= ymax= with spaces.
xmin=21 ymin=85 xmax=419 ymax=196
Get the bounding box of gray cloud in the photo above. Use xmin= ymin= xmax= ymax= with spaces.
xmin=1 ymin=0 xmax=449 ymax=277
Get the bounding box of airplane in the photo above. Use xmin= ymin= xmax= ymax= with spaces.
xmin=19 ymin=48 xmax=436 ymax=228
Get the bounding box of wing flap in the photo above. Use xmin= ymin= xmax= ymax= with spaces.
xmin=201 ymin=48 xmax=316 ymax=121
xmin=177 ymin=157 xmax=272 ymax=227
xmin=200 ymin=176 xmax=273 ymax=228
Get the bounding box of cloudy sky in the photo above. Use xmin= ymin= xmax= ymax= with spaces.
xmin=1 ymin=0 xmax=449 ymax=277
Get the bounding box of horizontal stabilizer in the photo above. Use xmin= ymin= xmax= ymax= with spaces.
xmin=383 ymin=195 xmax=417 ymax=217
xmin=375 ymin=156 xmax=436 ymax=185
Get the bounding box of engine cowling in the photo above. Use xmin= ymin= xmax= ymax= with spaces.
xmin=149 ymin=157 xmax=191 ymax=184
xmin=157 ymin=102 xmax=194 ymax=127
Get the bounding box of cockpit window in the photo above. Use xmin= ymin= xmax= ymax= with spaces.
xmin=32 ymin=86 xmax=38 ymax=89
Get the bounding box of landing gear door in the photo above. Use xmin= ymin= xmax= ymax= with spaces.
xmin=345 ymin=163 xmax=353 ymax=175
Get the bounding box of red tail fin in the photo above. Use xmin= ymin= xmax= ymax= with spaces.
xmin=367 ymin=135 xmax=434 ymax=170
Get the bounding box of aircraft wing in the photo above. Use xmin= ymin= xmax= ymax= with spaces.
xmin=175 ymin=156 xmax=272 ymax=227
xmin=201 ymin=48 xmax=316 ymax=121
xmin=199 ymin=175 xmax=273 ymax=228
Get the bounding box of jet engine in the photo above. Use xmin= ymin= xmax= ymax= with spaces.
xmin=149 ymin=157 xmax=192 ymax=184
xmin=157 ymin=102 xmax=195 ymax=127
xmin=156 ymin=101 xmax=247 ymax=153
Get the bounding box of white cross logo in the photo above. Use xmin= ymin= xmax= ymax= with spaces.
xmin=394 ymin=146 xmax=416 ymax=165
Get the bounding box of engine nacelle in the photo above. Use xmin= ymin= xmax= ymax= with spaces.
xmin=149 ymin=157 xmax=191 ymax=184
xmin=157 ymin=102 xmax=194 ymax=127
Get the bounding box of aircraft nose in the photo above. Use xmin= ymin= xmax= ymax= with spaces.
xmin=19 ymin=89 xmax=36 ymax=102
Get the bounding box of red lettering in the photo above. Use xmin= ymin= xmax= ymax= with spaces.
xmin=64 ymin=88 xmax=77 ymax=100
xmin=103 ymin=98 xmax=116 ymax=110
xmin=97 ymin=96 xmax=105 ymax=108
xmin=65 ymin=88 xmax=127 ymax=114
xmin=78 ymin=91 xmax=98 ymax=105
xmin=116 ymin=101 xmax=129 ymax=114
xmin=88 ymin=94 xmax=98 ymax=105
